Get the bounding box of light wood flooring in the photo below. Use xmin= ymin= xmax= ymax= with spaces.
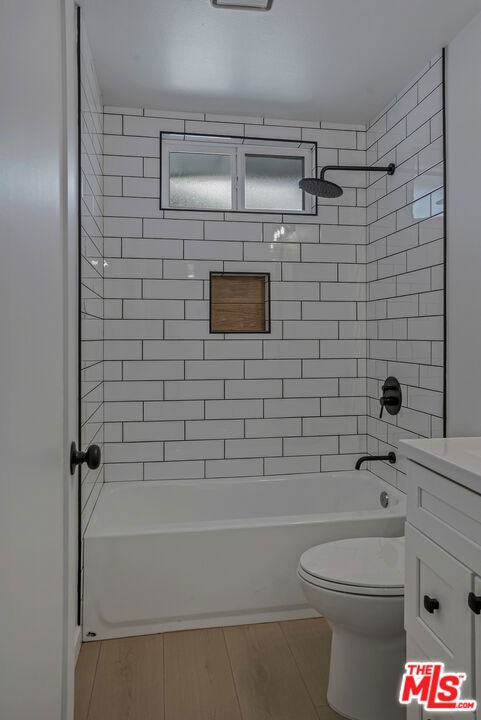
xmin=75 ymin=618 xmax=345 ymax=720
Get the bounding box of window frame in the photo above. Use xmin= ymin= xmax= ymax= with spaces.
xmin=160 ymin=132 xmax=317 ymax=216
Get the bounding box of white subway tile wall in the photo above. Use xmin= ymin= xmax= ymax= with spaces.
xmin=80 ymin=28 xmax=104 ymax=533
xmin=82 ymin=54 xmax=444 ymax=489
xmin=101 ymin=108 xmax=369 ymax=480
xmin=366 ymin=55 xmax=444 ymax=486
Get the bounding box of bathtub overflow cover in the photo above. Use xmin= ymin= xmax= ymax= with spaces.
xmin=380 ymin=491 xmax=389 ymax=508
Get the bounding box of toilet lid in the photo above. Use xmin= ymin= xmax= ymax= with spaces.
xmin=299 ymin=536 xmax=404 ymax=594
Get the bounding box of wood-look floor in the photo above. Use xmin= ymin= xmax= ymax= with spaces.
xmin=75 ymin=618 xmax=345 ymax=720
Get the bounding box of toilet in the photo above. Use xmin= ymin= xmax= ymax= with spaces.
xmin=298 ymin=536 xmax=405 ymax=720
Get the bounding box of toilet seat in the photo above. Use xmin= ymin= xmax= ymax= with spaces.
xmin=298 ymin=536 xmax=404 ymax=597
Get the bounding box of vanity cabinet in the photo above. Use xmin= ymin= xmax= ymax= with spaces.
xmin=402 ymin=449 xmax=481 ymax=720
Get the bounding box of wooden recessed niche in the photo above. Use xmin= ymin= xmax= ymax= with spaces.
xmin=210 ymin=272 xmax=270 ymax=334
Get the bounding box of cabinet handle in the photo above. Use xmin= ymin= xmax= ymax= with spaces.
xmin=423 ymin=594 xmax=440 ymax=614
xmin=468 ymin=592 xmax=481 ymax=615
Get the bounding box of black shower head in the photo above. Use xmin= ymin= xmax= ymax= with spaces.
xmin=298 ymin=177 xmax=343 ymax=198
xmin=299 ymin=163 xmax=395 ymax=198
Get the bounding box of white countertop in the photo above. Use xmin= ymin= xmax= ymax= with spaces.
xmin=398 ymin=437 xmax=481 ymax=494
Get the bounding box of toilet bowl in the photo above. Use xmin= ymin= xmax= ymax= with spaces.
xmin=298 ymin=536 xmax=405 ymax=720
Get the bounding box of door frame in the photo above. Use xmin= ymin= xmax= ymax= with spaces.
xmin=64 ymin=0 xmax=83 ymax=713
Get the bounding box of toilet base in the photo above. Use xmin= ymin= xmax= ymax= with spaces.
xmin=327 ymin=627 xmax=406 ymax=720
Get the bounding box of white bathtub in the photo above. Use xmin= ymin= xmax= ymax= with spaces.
xmin=83 ymin=471 xmax=406 ymax=640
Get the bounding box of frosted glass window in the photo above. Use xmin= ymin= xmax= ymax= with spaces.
xmin=161 ymin=133 xmax=316 ymax=214
xmin=244 ymin=154 xmax=304 ymax=211
xmin=169 ymin=152 xmax=232 ymax=210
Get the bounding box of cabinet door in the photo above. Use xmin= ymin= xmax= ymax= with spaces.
xmin=405 ymin=524 xmax=473 ymax=686
xmin=473 ymin=575 xmax=481 ymax=712
xmin=405 ymin=639 xmax=460 ymax=720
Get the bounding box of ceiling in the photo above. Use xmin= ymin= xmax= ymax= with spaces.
xmin=82 ymin=0 xmax=481 ymax=124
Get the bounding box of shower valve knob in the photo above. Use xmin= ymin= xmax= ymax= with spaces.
xmin=379 ymin=376 xmax=402 ymax=419
xmin=379 ymin=397 xmax=398 ymax=418
xmin=70 ymin=442 xmax=101 ymax=475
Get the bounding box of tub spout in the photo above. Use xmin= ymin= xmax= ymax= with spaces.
xmin=355 ymin=452 xmax=396 ymax=470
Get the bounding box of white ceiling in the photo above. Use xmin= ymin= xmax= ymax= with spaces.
xmin=82 ymin=0 xmax=481 ymax=124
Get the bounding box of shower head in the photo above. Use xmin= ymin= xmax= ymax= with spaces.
xmin=299 ymin=176 xmax=343 ymax=198
xmin=299 ymin=163 xmax=396 ymax=198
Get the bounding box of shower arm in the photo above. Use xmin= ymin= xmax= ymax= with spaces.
xmin=319 ymin=163 xmax=396 ymax=180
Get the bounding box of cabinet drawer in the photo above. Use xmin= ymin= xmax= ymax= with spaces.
xmin=405 ymin=524 xmax=473 ymax=679
xmin=406 ymin=460 xmax=481 ymax=576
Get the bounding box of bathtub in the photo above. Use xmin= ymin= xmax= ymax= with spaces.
xmin=82 ymin=471 xmax=406 ymax=640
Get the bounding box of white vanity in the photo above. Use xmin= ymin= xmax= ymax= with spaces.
xmin=400 ymin=437 xmax=481 ymax=720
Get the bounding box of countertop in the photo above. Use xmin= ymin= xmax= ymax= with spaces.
xmin=398 ymin=437 xmax=481 ymax=495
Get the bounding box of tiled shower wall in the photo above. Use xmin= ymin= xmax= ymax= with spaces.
xmin=80 ymin=26 xmax=104 ymax=530
xmin=101 ymin=109 xmax=370 ymax=481
xmin=365 ymin=53 xmax=445 ymax=491
xmin=82 ymin=54 xmax=445 ymax=487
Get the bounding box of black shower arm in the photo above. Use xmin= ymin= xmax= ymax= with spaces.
xmin=320 ymin=163 xmax=395 ymax=180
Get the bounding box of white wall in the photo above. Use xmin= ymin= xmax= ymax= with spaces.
xmin=99 ymin=87 xmax=446 ymax=487
xmin=0 ymin=1 xmax=76 ymax=718
xmin=80 ymin=18 xmax=104 ymax=547
xmin=446 ymin=10 xmax=481 ymax=437
xmin=101 ymin=108 xmax=369 ymax=480
xmin=366 ymin=55 xmax=445 ymax=492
